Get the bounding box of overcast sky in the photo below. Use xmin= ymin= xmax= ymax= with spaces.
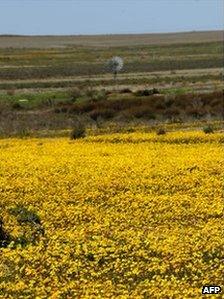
xmin=0 ymin=0 xmax=223 ymax=35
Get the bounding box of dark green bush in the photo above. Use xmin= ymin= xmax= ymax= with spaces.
xmin=156 ymin=128 xmax=166 ymax=135
xmin=119 ymin=88 xmax=132 ymax=94
xmin=127 ymin=106 xmax=156 ymax=119
xmin=203 ymin=125 xmax=214 ymax=134
xmin=68 ymin=87 xmax=82 ymax=102
xmin=70 ymin=123 xmax=86 ymax=139
xmin=135 ymin=88 xmax=159 ymax=96
xmin=92 ymin=89 xmax=107 ymax=102
xmin=8 ymin=205 xmax=44 ymax=247
xmin=9 ymin=205 xmax=41 ymax=225
xmin=0 ymin=218 xmax=10 ymax=247
xmin=17 ymin=128 xmax=31 ymax=138
xmin=89 ymin=108 xmax=115 ymax=121
xmin=12 ymin=102 xmax=23 ymax=110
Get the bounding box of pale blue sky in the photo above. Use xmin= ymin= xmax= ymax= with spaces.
xmin=0 ymin=0 xmax=223 ymax=35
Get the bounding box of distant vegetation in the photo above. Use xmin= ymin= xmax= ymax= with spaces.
xmin=0 ymin=41 xmax=222 ymax=80
xmin=0 ymin=88 xmax=223 ymax=138
xmin=0 ymin=32 xmax=223 ymax=137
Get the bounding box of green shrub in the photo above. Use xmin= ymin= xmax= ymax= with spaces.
xmin=68 ymin=88 xmax=82 ymax=102
xmin=40 ymin=98 xmax=55 ymax=107
xmin=119 ymin=88 xmax=132 ymax=94
xmin=127 ymin=106 xmax=156 ymax=119
xmin=8 ymin=205 xmax=44 ymax=247
xmin=203 ymin=125 xmax=214 ymax=134
xmin=9 ymin=205 xmax=41 ymax=225
xmin=92 ymin=89 xmax=107 ymax=102
xmin=135 ymin=88 xmax=159 ymax=96
xmin=156 ymin=128 xmax=166 ymax=135
xmin=17 ymin=128 xmax=31 ymax=138
xmin=6 ymin=88 xmax=16 ymax=96
xmin=89 ymin=108 xmax=115 ymax=121
xmin=70 ymin=123 xmax=86 ymax=139
xmin=85 ymin=88 xmax=95 ymax=98
xmin=11 ymin=102 xmax=23 ymax=110
xmin=0 ymin=218 xmax=10 ymax=247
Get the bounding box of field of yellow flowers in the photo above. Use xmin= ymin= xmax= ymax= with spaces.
xmin=0 ymin=131 xmax=223 ymax=298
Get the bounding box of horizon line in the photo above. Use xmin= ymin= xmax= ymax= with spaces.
xmin=0 ymin=29 xmax=223 ymax=37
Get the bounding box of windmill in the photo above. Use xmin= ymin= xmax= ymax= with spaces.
xmin=107 ymin=56 xmax=124 ymax=80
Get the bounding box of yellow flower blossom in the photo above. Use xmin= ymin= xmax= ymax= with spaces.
xmin=0 ymin=131 xmax=223 ymax=298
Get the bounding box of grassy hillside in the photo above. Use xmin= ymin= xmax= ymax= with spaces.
xmin=0 ymin=31 xmax=223 ymax=137
xmin=0 ymin=40 xmax=223 ymax=80
xmin=0 ymin=30 xmax=223 ymax=48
